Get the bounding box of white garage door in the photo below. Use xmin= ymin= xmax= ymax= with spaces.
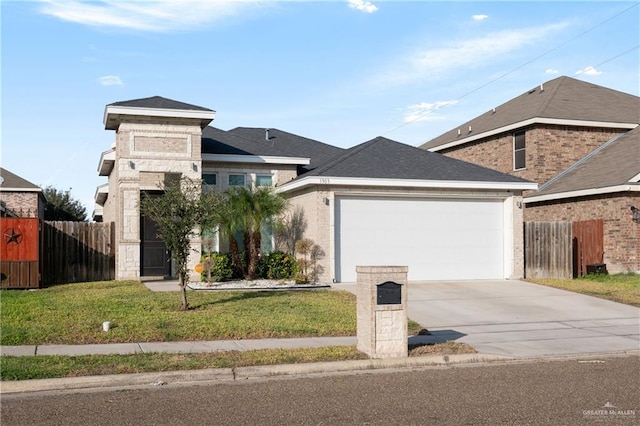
xmin=335 ymin=196 xmax=505 ymax=282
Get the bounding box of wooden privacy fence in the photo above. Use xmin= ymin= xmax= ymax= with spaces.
xmin=42 ymin=221 xmax=115 ymax=285
xmin=0 ymin=217 xmax=41 ymax=288
xmin=525 ymin=219 xmax=605 ymax=279
xmin=525 ymin=221 xmax=573 ymax=279
xmin=573 ymin=219 xmax=605 ymax=277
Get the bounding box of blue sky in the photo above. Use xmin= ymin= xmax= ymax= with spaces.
xmin=2 ymin=1 xmax=638 ymax=216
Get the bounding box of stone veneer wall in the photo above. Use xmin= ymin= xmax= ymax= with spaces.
xmin=440 ymin=125 xmax=626 ymax=185
xmin=525 ymin=193 xmax=640 ymax=273
xmin=109 ymin=118 xmax=204 ymax=280
xmin=0 ymin=192 xmax=45 ymax=218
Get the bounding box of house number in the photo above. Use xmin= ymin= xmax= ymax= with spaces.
xmin=319 ymin=178 xmax=330 ymax=184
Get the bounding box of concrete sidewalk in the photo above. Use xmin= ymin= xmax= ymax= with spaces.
xmin=0 ymin=336 xmax=358 ymax=357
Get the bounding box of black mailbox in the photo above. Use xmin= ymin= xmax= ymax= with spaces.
xmin=377 ymin=281 xmax=402 ymax=305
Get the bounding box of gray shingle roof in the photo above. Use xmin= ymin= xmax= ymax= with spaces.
xmin=108 ymin=96 xmax=213 ymax=112
xmin=300 ymin=136 xmax=532 ymax=183
xmin=526 ymin=127 xmax=640 ymax=198
xmin=0 ymin=168 xmax=42 ymax=191
xmin=422 ymin=76 xmax=640 ymax=150
xmin=202 ymin=126 xmax=293 ymax=157
xmin=229 ymin=127 xmax=345 ymax=171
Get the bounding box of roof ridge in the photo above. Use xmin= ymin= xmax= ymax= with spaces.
xmin=537 ymin=131 xmax=628 ymax=191
xmin=534 ymin=76 xmax=565 ymax=117
xmin=305 ymin=137 xmax=385 ymax=176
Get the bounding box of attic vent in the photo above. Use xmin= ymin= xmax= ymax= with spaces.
xmin=492 ymin=107 xmax=496 ymax=114
xmin=527 ymin=88 xmax=536 ymax=94
xmin=540 ymin=84 xmax=544 ymax=92
xmin=265 ymin=128 xmax=270 ymax=140
xmin=468 ymin=125 xmax=472 ymax=133
xmin=457 ymin=129 xmax=461 ymax=136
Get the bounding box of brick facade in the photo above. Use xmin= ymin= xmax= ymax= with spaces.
xmin=526 ymin=194 xmax=640 ymax=274
xmin=0 ymin=192 xmax=45 ymax=218
xmin=440 ymin=125 xmax=624 ymax=184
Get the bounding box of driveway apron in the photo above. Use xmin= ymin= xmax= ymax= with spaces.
xmin=338 ymin=280 xmax=639 ymax=358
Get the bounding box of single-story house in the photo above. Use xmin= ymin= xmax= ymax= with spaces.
xmin=95 ymin=96 xmax=536 ymax=282
xmin=0 ymin=168 xmax=46 ymax=219
xmin=421 ymin=76 xmax=640 ymax=274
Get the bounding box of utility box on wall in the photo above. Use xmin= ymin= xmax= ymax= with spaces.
xmin=356 ymin=266 xmax=408 ymax=359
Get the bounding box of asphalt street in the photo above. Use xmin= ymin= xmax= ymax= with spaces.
xmin=2 ymin=355 xmax=638 ymax=425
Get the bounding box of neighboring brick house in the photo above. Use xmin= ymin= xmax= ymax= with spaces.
xmin=0 ymin=168 xmax=45 ymax=218
xmin=96 ymin=96 xmax=535 ymax=282
xmin=421 ymin=76 xmax=640 ymax=274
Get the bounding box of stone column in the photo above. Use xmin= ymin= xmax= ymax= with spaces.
xmin=356 ymin=266 xmax=408 ymax=359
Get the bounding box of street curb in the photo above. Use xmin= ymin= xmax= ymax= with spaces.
xmin=3 ymin=351 xmax=638 ymax=395
xmin=0 ymin=354 xmax=510 ymax=394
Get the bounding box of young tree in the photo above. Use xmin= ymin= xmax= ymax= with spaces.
xmin=140 ymin=177 xmax=221 ymax=311
xmin=43 ymin=186 xmax=87 ymax=221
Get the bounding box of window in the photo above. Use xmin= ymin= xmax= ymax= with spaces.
xmin=228 ymin=174 xmax=246 ymax=187
xmin=202 ymin=173 xmax=217 ymax=186
xmin=513 ymin=131 xmax=526 ymax=170
xmin=256 ymin=175 xmax=273 ymax=187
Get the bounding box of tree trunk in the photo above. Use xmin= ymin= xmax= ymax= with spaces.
xmin=229 ymin=236 xmax=243 ymax=278
xmin=247 ymin=230 xmax=261 ymax=280
xmin=178 ymin=273 xmax=189 ymax=311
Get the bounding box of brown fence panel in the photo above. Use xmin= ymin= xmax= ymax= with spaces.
xmin=572 ymin=219 xmax=604 ymax=277
xmin=1 ymin=217 xmax=41 ymax=288
xmin=525 ymin=221 xmax=572 ymax=279
xmin=42 ymin=221 xmax=114 ymax=284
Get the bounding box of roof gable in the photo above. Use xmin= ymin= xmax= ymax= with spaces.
xmin=108 ymin=96 xmax=213 ymax=112
xmin=0 ymin=168 xmax=42 ymax=192
xmin=422 ymin=76 xmax=640 ymax=150
xmin=526 ymin=127 xmax=640 ymax=200
xmin=300 ymin=136 xmax=531 ymax=183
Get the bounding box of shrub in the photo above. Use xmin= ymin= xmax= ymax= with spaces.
xmin=200 ymin=252 xmax=233 ymax=283
xmin=258 ymin=251 xmax=297 ymax=280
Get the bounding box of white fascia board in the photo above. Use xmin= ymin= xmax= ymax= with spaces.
xmin=276 ymin=176 xmax=538 ymax=193
xmin=629 ymin=172 xmax=640 ymax=183
xmin=98 ymin=149 xmax=116 ymax=175
xmin=202 ymin=153 xmax=310 ymax=165
xmin=524 ymin=184 xmax=640 ymax=204
xmin=94 ymin=184 xmax=109 ymax=206
xmin=103 ymin=105 xmax=216 ymax=126
xmin=429 ymin=119 xmax=638 ymax=152
xmin=0 ymin=187 xmax=42 ymax=193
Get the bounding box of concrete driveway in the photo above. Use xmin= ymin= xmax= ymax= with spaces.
xmin=338 ymin=280 xmax=639 ymax=358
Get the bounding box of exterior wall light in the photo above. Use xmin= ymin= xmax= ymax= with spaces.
xmin=631 ymin=206 xmax=640 ymax=223
xmin=323 ymin=197 xmax=330 ymax=206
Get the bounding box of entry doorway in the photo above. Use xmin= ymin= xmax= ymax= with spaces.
xmin=140 ymin=191 xmax=171 ymax=278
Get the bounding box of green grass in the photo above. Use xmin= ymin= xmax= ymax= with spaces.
xmin=528 ymin=273 xmax=640 ymax=307
xmin=0 ymin=346 xmax=369 ymax=381
xmin=0 ymin=281 xmax=358 ymax=345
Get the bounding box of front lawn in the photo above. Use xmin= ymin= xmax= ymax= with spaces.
xmin=528 ymin=273 xmax=640 ymax=307
xmin=0 ymin=281 xmax=359 ymax=345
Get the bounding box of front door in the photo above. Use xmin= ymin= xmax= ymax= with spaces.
xmin=140 ymin=192 xmax=171 ymax=277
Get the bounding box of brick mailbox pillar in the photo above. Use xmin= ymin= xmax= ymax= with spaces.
xmin=356 ymin=266 xmax=408 ymax=359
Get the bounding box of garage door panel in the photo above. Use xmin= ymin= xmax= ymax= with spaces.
xmin=335 ymin=196 xmax=504 ymax=282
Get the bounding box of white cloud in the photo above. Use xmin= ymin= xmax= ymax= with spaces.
xmin=372 ymin=22 xmax=569 ymax=86
xmin=575 ymin=66 xmax=602 ymax=76
xmin=472 ymin=14 xmax=488 ymax=22
xmin=403 ymin=100 xmax=458 ymax=123
xmin=347 ymin=0 xmax=378 ymax=13
xmin=99 ymin=75 xmax=123 ymax=86
xmin=38 ymin=0 xmax=261 ymax=32
xmin=545 ymin=68 xmax=560 ymax=75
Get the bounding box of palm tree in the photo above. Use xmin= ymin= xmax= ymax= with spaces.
xmin=223 ymin=185 xmax=288 ymax=279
